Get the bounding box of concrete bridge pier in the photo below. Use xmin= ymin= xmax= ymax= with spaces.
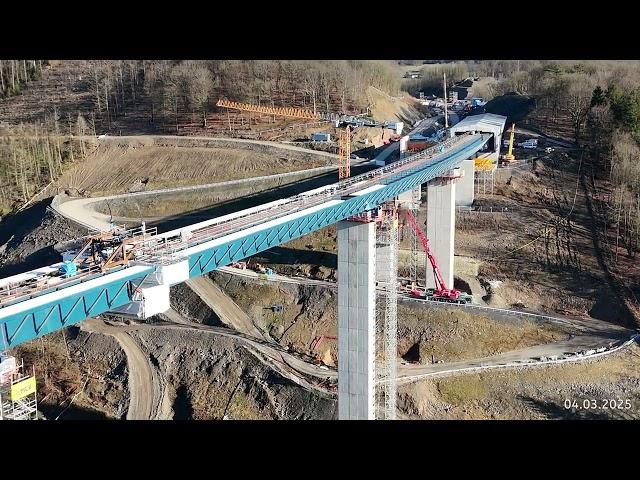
xmin=425 ymin=172 xmax=458 ymax=290
xmin=337 ymin=220 xmax=376 ymax=420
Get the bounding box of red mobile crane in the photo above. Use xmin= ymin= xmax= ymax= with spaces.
xmin=403 ymin=209 xmax=472 ymax=304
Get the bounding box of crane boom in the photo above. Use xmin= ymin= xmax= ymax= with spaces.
xmin=403 ymin=209 xmax=447 ymax=292
xmin=501 ymin=123 xmax=516 ymax=163
xmin=216 ymin=99 xmax=324 ymax=121
xmin=507 ymin=123 xmax=515 ymax=157
xmin=216 ymin=98 xmax=397 ymax=180
xmin=402 ymin=209 xmax=471 ymax=303
xmin=216 ymin=99 xmax=389 ymax=128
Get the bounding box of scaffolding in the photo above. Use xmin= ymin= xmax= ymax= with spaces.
xmin=337 ymin=127 xmax=352 ymax=179
xmin=474 ymin=156 xmax=496 ymax=195
xmin=0 ymin=354 xmax=38 ymax=421
xmin=374 ymin=202 xmax=398 ymax=420
xmin=406 ymin=187 xmax=422 ymax=287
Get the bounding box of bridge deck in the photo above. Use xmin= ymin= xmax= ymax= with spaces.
xmin=0 ymin=133 xmax=489 ymax=348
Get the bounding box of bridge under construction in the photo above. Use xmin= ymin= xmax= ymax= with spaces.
xmin=0 ymin=131 xmax=490 ymax=420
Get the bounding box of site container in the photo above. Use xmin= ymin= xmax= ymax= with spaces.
xmin=311 ymin=133 xmax=331 ymax=142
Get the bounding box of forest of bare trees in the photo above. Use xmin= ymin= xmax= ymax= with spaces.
xmin=0 ymin=60 xmax=45 ymax=98
xmin=609 ymin=132 xmax=640 ymax=260
xmin=0 ymin=60 xmax=402 ymax=215
xmin=88 ymin=60 xmax=401 ymax=132
xmin=586 ymin=82 xmax=640 ymax=263
xmin=0 ymin=123 xmax=84 ymax=214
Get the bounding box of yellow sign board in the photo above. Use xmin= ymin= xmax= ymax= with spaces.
xmin=10 ymin=376 xmax=36 ymax=401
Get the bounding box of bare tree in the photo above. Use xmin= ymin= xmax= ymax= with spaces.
xmin=563 ymin=73 xmax=595 ymax=144
xmin=186 ymin=65 xmax=213 ymax=126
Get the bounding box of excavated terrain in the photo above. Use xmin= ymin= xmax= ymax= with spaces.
xmin=130 ymin=327 xmax=336 ymax=420
xmin=50 ymin=137 xmax=332 ymax=198
xmin=211 ymin=271 xmax=572 ymax=365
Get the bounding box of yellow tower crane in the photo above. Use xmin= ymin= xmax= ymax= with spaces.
xmin=216 ymin=99 xmax=393 ymax=180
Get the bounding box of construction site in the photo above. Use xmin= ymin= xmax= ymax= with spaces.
xmin=0 ymin=59 xmax=639 ymax=421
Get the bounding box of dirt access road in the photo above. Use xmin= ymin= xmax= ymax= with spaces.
xmin=80 ymin=318 xmax=155 ymax=420
xmin=396 ymin=333 xmax=636 ymax=385
xmin=185 ymin=276 xmax=266 ymax=340
xmin=129 ymin=304 xmax=637 ymax=396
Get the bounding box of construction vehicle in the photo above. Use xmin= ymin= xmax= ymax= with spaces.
xmin=500 ymin=123 xmax=516 ymax=164
xmin=216 ymin=99 xmax=397 ymax=180
xmin=518 ymin=138 xmax=538 ymax=149
xmin=403 ymin=209 xmax=472 ymax=304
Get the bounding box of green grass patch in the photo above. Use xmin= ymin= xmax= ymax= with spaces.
xmin=437 ymin=376 xmax=487 ymax=406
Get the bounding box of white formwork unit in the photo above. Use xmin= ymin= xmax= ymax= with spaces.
xmin=425 ymin=178 xmax=456 ymax=290
xmin=337 ymin=221 xmax=376 ymax=420
xmin=448 ymin=113 xmax=507 ymax=156
xmin=456 ymin=159 xmax=475 ymax=206
xmin=449 ymin=113 xmax=506 ymax=204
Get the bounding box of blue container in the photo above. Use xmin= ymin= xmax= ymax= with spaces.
xmin=59 ymin=261 xmax=78 ymax=278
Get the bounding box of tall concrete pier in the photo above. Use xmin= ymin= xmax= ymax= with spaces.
xmin=425 ymin=177 xmax=456 ymax=289
xmin=337 ymin=220 xmax=376 ymax=420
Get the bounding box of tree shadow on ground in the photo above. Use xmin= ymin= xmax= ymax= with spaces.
xmin=40 ymin=403 xmax=110 ymax=421
xmin=0 ymin=199 xmax=51 ymax=247
xmin=0 ymin=198 xmax=85 ymax=278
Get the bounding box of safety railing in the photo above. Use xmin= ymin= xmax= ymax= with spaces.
xmin=0 ymin=263 xmax=113 ymax=308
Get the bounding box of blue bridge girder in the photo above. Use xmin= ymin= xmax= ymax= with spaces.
xmin=0 ymin=134 xmax=489 ymax=349
xmin=0 ymin=265 xmax=154 ymax=349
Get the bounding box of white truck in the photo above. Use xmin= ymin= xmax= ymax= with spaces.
xmin=519 ymin=139 xmax=538 ymax=149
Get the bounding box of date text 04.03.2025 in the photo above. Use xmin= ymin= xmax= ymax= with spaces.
xmin=564 ymin=399 xmax=632 ymax=410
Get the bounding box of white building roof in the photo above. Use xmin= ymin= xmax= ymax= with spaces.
xmin=449 ymin=113 xmax=507 ymax=136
